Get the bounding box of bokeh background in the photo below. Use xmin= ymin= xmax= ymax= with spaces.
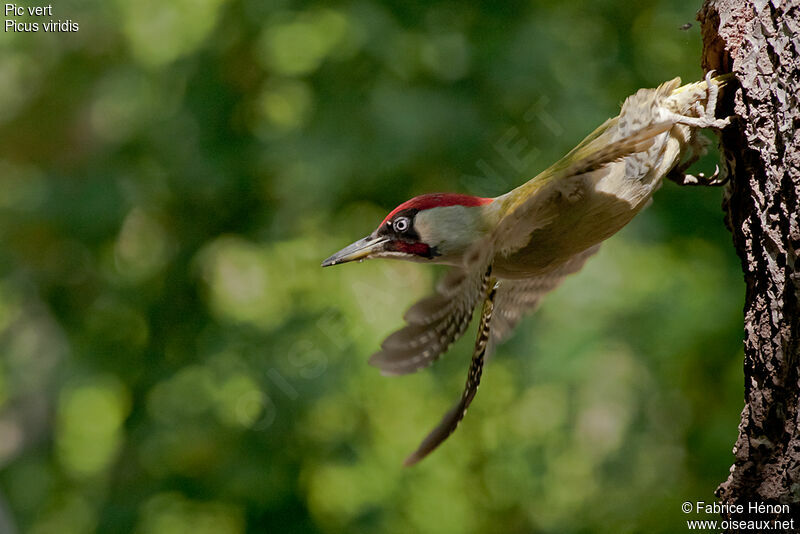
xmin=0 ymin=0 xmax=745 ymax=532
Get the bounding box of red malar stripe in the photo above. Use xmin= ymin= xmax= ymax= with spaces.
xmin=390 ymin=241 xmax=431 ymax=257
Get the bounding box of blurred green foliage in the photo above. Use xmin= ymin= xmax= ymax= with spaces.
xmin=0 ymin=0 xmax=744 ymax=532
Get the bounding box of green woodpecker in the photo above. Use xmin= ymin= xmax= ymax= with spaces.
xmin=322 ymin=72 xmax=732 ymax=466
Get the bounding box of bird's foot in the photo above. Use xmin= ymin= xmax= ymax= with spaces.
xmin=667 ymin=164 xmax=728 ymax=186
xmin=665 ymin=74 xmax=733 ymax=188
xmin=667 ymin=70 xmax=734 ymax=130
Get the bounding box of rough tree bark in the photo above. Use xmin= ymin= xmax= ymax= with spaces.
xmin=698 ymin=0 xmax=800 ymax=526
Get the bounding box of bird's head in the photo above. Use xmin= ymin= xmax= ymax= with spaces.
xmin=322 ymin=193 xmax=494 ymax=267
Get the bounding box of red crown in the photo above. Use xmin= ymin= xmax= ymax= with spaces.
xmin=381 ymin=193 xmax=493 ymax=226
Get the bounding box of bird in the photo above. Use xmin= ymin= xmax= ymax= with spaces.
xmin=321 ymin=72 xmax=732 ymax=466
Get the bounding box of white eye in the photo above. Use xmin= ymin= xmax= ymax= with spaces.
xmin=393 ymin=217 xmax=410 ymax=233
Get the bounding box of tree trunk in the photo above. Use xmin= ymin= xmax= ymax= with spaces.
xmin=698 ymin=0 xmax=800 ymax=525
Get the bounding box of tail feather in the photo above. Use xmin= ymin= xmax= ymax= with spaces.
xmin=403 ymin=282 xmax=497 ymax=466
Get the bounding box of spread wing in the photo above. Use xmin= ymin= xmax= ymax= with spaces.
xmin=492 ymin=120 xmax=672 ymax=257
xmin=493 ymin=80 xmax=686 ymax=257
xmin=489 ymin=244 xmax=601 ymax=346
xmin=369 ymin=242 xmax=493 ymax=376
xmin=401 ymin=245 xmax=600 ymax=466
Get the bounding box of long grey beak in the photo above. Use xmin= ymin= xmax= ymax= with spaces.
xmin=321 ymin=235 xmax=389 ymax=267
